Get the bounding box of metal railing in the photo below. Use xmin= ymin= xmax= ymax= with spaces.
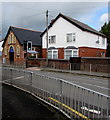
xmin=2 ymin=67 xmax=110 ymax=120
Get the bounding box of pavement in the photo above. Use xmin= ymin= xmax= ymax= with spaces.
xmin=2 ymin=84 xmax=68 ymax=120
xmin=26 ymin=67 xmax=110 ymax=78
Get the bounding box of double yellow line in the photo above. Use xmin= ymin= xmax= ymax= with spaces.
xmin=48 ymin=97 xmax=91 ymax=120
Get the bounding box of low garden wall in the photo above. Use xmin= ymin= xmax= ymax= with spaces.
xmin=26 ymin=57 xmax=110 ymax=73
xmin=26 ymin=58 xmax=70 ymax=70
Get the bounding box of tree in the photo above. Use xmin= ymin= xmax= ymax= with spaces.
xmin=100 ymin=21 xmax=110 ymax=57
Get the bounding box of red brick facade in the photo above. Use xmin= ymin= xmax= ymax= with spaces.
xmin=2 ymin=31 xmax=42 ymax=64
xmin=79 ymin=47 xmax=106 ymax=57
xmin=58 ymin=48 xmax=64 ymax=59
xmin=42 ymin=49 xmax=47 ymax=58
xmin=2 ymin=31 xmax=25 ymax=64
xmin=42 ymin=47 xmax=106 ymax=59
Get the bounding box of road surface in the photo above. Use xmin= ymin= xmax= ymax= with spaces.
xmin=27 ymin=67 xmax=109 ymax=96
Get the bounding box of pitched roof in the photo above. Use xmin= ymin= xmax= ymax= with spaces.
xmin=3 ymin=26 xmax=42 ymax=47
xmin=41 ymin=13 xmax=106 ymax=37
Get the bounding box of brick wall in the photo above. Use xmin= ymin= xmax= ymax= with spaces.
xmin=27 ymin=58 xmax=70 ymax=70
xmin=27 ymin=57 xmax=110 ymax=73
xmin=81 ymin=57 xmax=110 ymax=73
xmin=42 ymin=49 xmax=47 ymax=58
xmin=79 ymin=47 xmax=106 ymax=57
xmin=58 ymin=48 xmax=64 ymax=59
xmin=2 ymin=31 xmax=25 ymax=64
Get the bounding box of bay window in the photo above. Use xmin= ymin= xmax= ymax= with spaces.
xmin=65 ymin=49 xmax=78 ymax=59
xmin=48 ymin=49 xmax=58 ymax=59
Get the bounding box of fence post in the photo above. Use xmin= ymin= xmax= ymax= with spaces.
xmin=11 ymin=69 xmax=12 ymax=86
xmin=53 ymin=62 xmax=55 ymax=69
xmin=90 ymin=64 xmax=92 ymax=75
xmin=30 ymin=72 xmax=33 ymax=93
xmin=59 ymin=80 xmax=63 ymax=120
xmin=70 ymin=63 xmax=71 ymax=71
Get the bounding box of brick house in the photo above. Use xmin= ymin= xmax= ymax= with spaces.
xmin=41 ymin=13 xmax=107 ymax=59
xmin=2 ymin=26 xmax=42 ymax=64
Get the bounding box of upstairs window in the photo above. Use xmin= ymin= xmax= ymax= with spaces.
xmin=10 ymin=34 xmax=13 ymax=43
xmin=8 ymin=34 xmax=16 ymax=44
xmin=16 ymin=45 xmax=20 ymax=56
xmin=12 ymin=36 xmax=16 ymax=44
xmin=8 ymin=35 xmax=11 ymax=44
xmin=102 ymin=37 xmax=105 ymax=45
xmin=49 ymin=35 xmax=56 ymax=44
xmin=96 ymin=36 xmax=100 ymax=44
xmin=67 ymin=33 xmax=76 ymax=42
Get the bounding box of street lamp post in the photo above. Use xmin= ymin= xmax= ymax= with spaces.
xmin=46 ymin=10 xmax=48 ymax=67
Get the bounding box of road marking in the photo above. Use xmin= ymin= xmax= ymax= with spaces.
xmin=81 ymin=106 xmax=101 ymax=114
xmin=3 ymin=76 xmax=24 ymax=82
xmin=83 ymin=82 xmax=110 ymax=90
xmin=48 ymin=97 xmax=91 ymax=120
xmin=14 ymin=76 xmax=24 ymax=80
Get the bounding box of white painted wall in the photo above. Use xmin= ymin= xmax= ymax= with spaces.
xmin=42 ymin=17 xmax=107 ymax=49
xmin=0 ymin=41 xmax=3 ymax=51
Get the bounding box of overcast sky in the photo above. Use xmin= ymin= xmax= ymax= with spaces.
xmin=0 ymin=1 xmax=109 ymax=51
xmin=1 ymin=2 xmax=109 ymax=37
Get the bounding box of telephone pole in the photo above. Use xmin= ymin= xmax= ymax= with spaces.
xmin=46 ymin=10 xmax=48 ymax=67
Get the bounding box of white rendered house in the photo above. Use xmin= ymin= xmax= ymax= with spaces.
xmin=41 ymin=13 xmax=107 ymax=59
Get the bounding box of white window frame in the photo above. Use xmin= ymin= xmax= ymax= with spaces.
xmin=49 ymin=35 xmax=56 ymax=44
xmin=48 ymin=50 xmax=52 ymax=59
xmin=48 ymin=49 xmax=58 ymax=59
xmin=67 ymin=33 xmax=76 ymax=42
xmin=64 ymin=49 xmax=78 ymax=59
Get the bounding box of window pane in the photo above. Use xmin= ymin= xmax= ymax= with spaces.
xmin=48 ymin=51 xmax=52 ymax=58
xmin=65 ymin=50 xmax=72 ymax=59
xmin=73 ymin=51 xmax=78 ymax=57
xmin=8 ymin=36 xmax=10 ymax=44
xmin=67 ymin=33 xmax=72 ymax=42
xmin=102 ymin=37 xmax=105 ymax=44
xmin=49 ymin=35 xmax=56 ymax=43
xmin=51 ymin=36 xmax=56 ymax=43
xmin=73 ymin=33 xmax=76 ymax=41
xmin=53 ymin=51 xmax=58 ymax=59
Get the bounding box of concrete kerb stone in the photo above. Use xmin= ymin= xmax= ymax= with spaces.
xmin=40 ymin=68 xmax=110 ymax=78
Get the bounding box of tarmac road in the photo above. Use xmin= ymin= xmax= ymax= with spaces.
xmin=26 ymin=67 xmax=109 ymax=96
xmin=2 ymin=84 xmax=68 ymax=120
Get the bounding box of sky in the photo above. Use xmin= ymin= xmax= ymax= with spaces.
xmin=0 ymin=0 xmax=109 ymax=51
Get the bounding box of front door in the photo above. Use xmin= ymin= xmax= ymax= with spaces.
xmin=9 ymin=47 xmax=14 ymax=64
